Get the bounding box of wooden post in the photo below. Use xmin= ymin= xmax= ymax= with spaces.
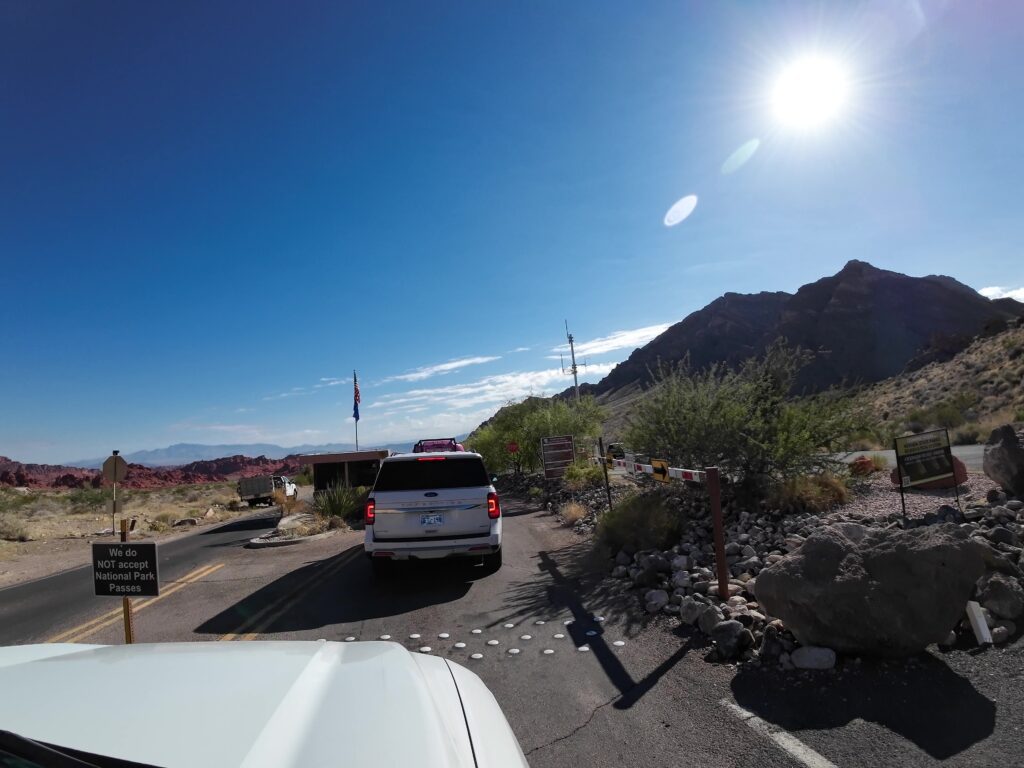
xmin=120 ymin=519 xmax=135 ymax=644
xmin=706 ymin=467 xmax=730 ymax=601
xmin=598 ymin=438 xmax=614 ymax=516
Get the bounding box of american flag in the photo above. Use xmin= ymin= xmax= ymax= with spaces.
xmin=352 ymin=371 xmax=361 ymax=422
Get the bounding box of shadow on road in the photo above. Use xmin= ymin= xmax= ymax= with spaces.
xmin=730 ymin=655 xmax=996 ymax=760
xmin=496 ymin=537 xmax=694 ymax=709
xmin=199 ymin=513 xmax=279 ymax=536
xmin=194 ymin=546 xmax=489 ymax=635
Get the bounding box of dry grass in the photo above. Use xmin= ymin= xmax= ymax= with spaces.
xmin=859 ymin=326 xmax=1024 ymax=443
xmin=772 ymin=473 xmax=850 ymax=513
xmin=559 ymin=501 xmax=588 ymax=527
xmin=0 ymin=482 xmax=244 ymax=544
xmin=0 ymin=514 xmax=29 ymax=542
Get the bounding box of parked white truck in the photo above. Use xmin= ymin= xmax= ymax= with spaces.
xmin=236 ymin=475 xmax=297 ymax=507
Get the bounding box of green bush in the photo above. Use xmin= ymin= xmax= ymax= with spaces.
xmin=66 ymin=487 xmax=108 ymax=510
xmin=597 ymin=493 xmax=684 ymax=553
xmin=465 ymin=396 xmax=605 ymax=474
xmin=312 ymin=484 xmax=368 ymax=523
xmin=563 ymin=461 xmax=603 ymax=491
xmin=625 ymin=341 xmax=858 ymax=493
xmin=770 ymin=473 xmax=849 ymax=513
xmin=292 ymin=467 xmax=313 ymax=486
xmin=526 ymin=487 xmax=545 ymax=502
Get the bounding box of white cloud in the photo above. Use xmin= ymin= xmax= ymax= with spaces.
xmin=551 ymin=324 xmax=670 ymax=357
xmin=314 ymin=377 xmax=350 ymax=388
xmin=980 ymin=286 xmax=1024 ymax=302
xmin=262 ymin=390 xmax=309 ymax=401
xmin=511 ymin=346 xmax=531 ymax=353
xmin=384 ymin=355 xmax=502 ymax=383
xmin=373 ymin=363 xmax=616 ymax=413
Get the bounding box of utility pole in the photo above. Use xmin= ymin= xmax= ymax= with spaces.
xmin=561 ymin=320 xmax=584 ymax=404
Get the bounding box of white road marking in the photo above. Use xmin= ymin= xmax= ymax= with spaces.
xmin=471 ymin=629 xmax=482 ymax=634
xmin=344 ymin=637 xmax=356 ymax=642
xmin=438 ymin=632 xmax=450 ymax=639
xmin=578 ymin=645 xmax=590 ymax=652
xmin=508 ymin=648 xmax=520 ymax=655
xmin=419 ymin=646 xmax=432 ymax=653
xmin=487 ymin=639 xmax=500 ymax=646
xmin=379 ymin=634 xmax=391 ymax=640
xmin=504 ymin=623 xmax=515 ymax=628
xmin=409 ymin=633 xmax=421 ymax=639
xmin=719 ymin=700 xmax=839 ymax=768
xmin=613 ymin=640 xmax=625 ymax=647
xmin=554 ymin=633 xmax=565 ymax=639
xmin=471 ymin=653 xmax=483 ymax=660
xmin=543 ymin=649 xmax=554 ymax=655
xmin=535 ymin=620 xmax=546 ymax=625
xmin=454 ymin=642 xmax=466 ymax=649
xmin=520 ymin=634 xmax=532 ymax=640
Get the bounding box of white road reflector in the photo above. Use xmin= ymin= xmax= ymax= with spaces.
xmin=471 ymin=629 xmax=482 ymax=634
xmin=613 ymin=640 xmax=626 ymax=647
xmin=535 ymin=620 xmax=546 ymax=625
xmin=578 ymin=645 xmax=590 ymax=652
xmin=409 ymin=633 xmax=421 ymax=639
xmin=379 ymin=634 xmax=391 ymax=640
xmin=438 ymin=632 xmax=450 ymax=639
xmin=487 ymin=639 xmax=499 ymax=646
xmin=503 ymin=623 xmax=515 ymax=628
xmin=508 ymin=648 xmax=520 ymax=655
xmin=344 ymin=637 xmax=355 ymax=642
xmin=719 ymin=699 xmax=838 ymax=768
xmin=554 ymin=633 xmax=565 ymax=639
xmin=419 ymin=646 xmax=432 ymax=653
xmin=543 ymin=649 xmax=554 ymax=655
xmin=471 ymin=653 xmax=483 ymax=660
xmin=454 ymin=642 xmax=467 ymax=649
xmin=520 ymin=634 xmax=532 ymax=640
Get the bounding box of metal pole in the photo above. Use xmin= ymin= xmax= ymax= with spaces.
xmin=111 ymin=450 xmax=119 ymax=537
xmin=120 ymin=519 xmax=135 ymax=644
xmin=566 ymin=320 xmax=580 ymax=404
xmin=706 ymin=467 xmax=730 ymax=600
xmin=598 ymin=438 xmax=614 ymax=516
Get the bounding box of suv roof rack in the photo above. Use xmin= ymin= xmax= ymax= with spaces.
xmin=411 ymin=438 xmax=465 ymax=453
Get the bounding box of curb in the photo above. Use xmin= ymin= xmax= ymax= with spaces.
xmin=246 ymin=529 xmax=339 ymax=549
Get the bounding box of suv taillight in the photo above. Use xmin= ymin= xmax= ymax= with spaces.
xmin=487 ymin=492 xmax=501 ymax=520
xmin=365 ymin=498 xmax=376 ymax=525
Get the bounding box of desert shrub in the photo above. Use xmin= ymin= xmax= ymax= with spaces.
xmin=526 ymin=487 xmax=545 ymax=502
xmin=953 ymin=425 xmax=982 ymax=445
xmin=0 ymin=514 xmax=29 ymax=542
xmin=0 ymin=490 xmax=38 ymax=515
xmin=312 ymin=484 xmax=368 ymax=523
xmin=625 ymin=341 xmax=858 ymax=494
xmin=563 ymin=461 xmax=603 ymax=491
xmin=67 ymin=487 xmax=107 ymax=510
xmin=226 ymin=499 xmax=241 ymax=511
xmin=292 ymin=467 xmax=313 ymax=486
xmin=770 ymin=473 xmax=849 ymax=514
xmin=148 ymin=520 xmax=169 ymax=533
xmin=1015 ymin=408 xmax=1024 ymax=422
xmin=559 ymin=501 xmax=587 ymax=527
xmin=597 ymin=493 xmax=684 ymax=553
xmin=153 ymin=511 xmax=175 ymax=525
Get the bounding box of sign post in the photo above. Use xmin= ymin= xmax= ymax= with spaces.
xmin=706 ymin=467 xmax=730 ymax=601
xmin=894 ymin=429 xmax=958 ymax=521
xmin=598 ymin=438 xmax=614 ymax=516
xmin=102 ymin=451 xmax=128 ymax=537
xmin=540 ymin=435 xmax=575 ymax=480
xmin=92 ymin=532 xmax=159 ymax=644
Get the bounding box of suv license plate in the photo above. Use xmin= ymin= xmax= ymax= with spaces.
xmin=420 ymin=513 xmax=443 ymax=526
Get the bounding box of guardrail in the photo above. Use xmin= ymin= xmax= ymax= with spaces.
xmin=607 ymin=458 xmax=706 ymax=484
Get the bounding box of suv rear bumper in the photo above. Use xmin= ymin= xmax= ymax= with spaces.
xmin=364 ymin=528 xmax=501 ymax=560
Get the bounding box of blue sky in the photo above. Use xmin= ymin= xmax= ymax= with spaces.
xmin=3 ymin=1 xmax=1023 ymax=464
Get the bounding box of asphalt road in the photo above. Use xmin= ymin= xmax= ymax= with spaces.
xmin=1 ymin=499 xmax=1021 ymax=767
xmin=0 ymin=510 xmax=279 ymax=645
xmin=841 ymin=445 xmax=986 ymax=472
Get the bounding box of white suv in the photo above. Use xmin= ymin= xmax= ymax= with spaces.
xmin=364 ymin=452 xmax=502 ymax=574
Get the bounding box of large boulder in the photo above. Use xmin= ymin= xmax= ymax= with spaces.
xmin=756 ymin=523 xmax=984 ymax=656
xmin=983 ymin=425 xmax=1024 ymax=497
xmin=977 ymin=572 xmax=1024 ymax=620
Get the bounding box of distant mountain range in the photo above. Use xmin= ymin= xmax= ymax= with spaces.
xmin=67 ymin=443 xmax=379 ymax=469
xmin=66 ymin=437 xmax=469 ymax=469
xmin=579 ymin=260 xmax=1023 ymax=398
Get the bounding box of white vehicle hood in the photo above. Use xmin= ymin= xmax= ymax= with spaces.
xmin=0 ymin=641 xmax=524 ymax=768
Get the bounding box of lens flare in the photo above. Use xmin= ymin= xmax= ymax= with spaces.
xmin=663 ymin=194 xmax=698 ymax=227
xmin=721 ymin=139 xmax=761 ymax=174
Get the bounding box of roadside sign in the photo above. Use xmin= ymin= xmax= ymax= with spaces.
xmin=894 ymin=430 xmax=954 ymax=488
xmin=102 ymin=454 xmax=128 ymax=484
xmin=650 ymin=458 xmax=670 ymax=483
xmin=92 ymin=541 xmax=160 ymax=597
xmin=541 ymin=435 xmax=575 ymax=480
xmin=506 ymin=441 xmax=519 ymax=454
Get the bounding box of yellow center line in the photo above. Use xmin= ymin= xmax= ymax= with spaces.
xmin=47 ymin=562 xmax=225 ymax=644
xmin=221 ymin=549 xmax=361 ymax=642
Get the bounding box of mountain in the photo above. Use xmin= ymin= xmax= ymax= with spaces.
xmin=66 ymin=437 xmax=470 ymax=469
xmin=589 ymin=260 xmax=1024 ymax=397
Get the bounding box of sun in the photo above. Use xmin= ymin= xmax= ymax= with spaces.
xmin=772 ymin=55 xmax=849 ymax=131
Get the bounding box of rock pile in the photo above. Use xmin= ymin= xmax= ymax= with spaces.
xmin=606 ymin=474 xmax=1024 ymax=668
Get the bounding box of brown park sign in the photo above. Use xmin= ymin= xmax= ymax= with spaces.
xmin=894 ymin=429 xmax=954 ymax=488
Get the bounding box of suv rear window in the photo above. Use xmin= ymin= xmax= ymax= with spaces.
xmin=373 ymin=457 xmax=489 ymax=491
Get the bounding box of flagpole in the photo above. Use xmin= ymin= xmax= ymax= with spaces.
xmin=354 ymin=369 xmax=359 ymax=451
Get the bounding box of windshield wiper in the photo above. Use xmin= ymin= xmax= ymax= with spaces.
xmin=0 ymin=731 xmax=160 ymax=768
